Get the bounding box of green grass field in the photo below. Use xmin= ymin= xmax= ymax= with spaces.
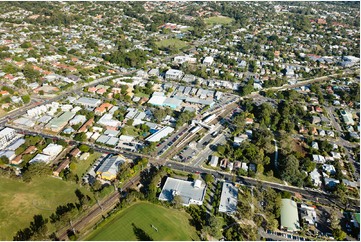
xmin=0 ymin=176 xmax=92 ymax=240
xmin=204 ymin=16 xmax=234 ymax=25
xmin=122 ymin=126 xmax=139 ymax=136
xmin=87 ymin=202 xmax=199 ymax=241
xmin=73 ymin=152 xmax=102 ymax=178
xmin=134 ymin=92 xmax=150 ymax=99
xmin=156 ymin=38 xmax=188 ymax=49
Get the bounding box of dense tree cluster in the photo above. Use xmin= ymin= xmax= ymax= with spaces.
xmin=103 ymin=49 xmax=148 ymax=68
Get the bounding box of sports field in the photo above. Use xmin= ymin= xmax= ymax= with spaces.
xmin=156 ymin=38 xmax=188 ymax=49
xmin=0 ymin=176 xmax=92 ymax=240
xmin=204 ymin=16 xmax=234 ymax=25
xmin=87 ymin=202 xmax=199 ymax=241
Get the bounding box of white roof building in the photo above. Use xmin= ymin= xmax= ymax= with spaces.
xmin=165 ymin=69 xmax=184 ymax=80
xmin=313 ymin=154 xmax=326 ymax=164
xmin=42 ymin=143 xmax=63 ymax=158
xmin=75 ymin=97 xmax=102 ymax=108
xmin=309 ymin=168 xmax=322 ymax=187
xmin=219 ymin=182 xmax=238 ymax=213
xmin=0 ymin=127 xmax=17 ymax=148
xmin=97 ymin=113 xmax=121 ymax=128
xmin=145 ymin=126 xmax=174 ymax=142
xmin=311 ymin=141 xmax=319 ymax=150
xmin=203 ymin=56 xmax=214 ymax=66
xmin=69 ymin=115 xmax=86 ymax=126
xmin=159 ymin=177 xmax=206 ymax=206
xmin=29 ymin=153 xmax=51 ymax=164
xmin=209 ymin=155 xmax=219 ymax=167
xmin=322 ymin=164 xmax=336 ymax=174
xmin=148 ymin=96 xmax=166 ymax=106
xmin=331 ymin=152 xmax=341 ymax=159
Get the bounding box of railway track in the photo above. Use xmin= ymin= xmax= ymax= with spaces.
xmin=57 ymin=175 xmax=142 ymax=240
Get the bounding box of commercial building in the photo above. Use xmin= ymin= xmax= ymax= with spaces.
xmin=96 ymin=154 xmax=128 ymax=180
xmin=145 ymin=126 xmax=174 ymax=142
xmin=219 ymin=182 xmax=238 ymax=213
xmin=184 ymin=97 xmax=215 ymax=107
xmin=280 ymin=199 xmax=300 ymax=232
xmin=45 ymin=112 xmax=75 ymax=132
xmin=0 ymin=127 xmax=16 ymax=148
xmin=42 ymin=143 xmax=63 ymax=158
xmin=75 ymin=97 xmax=102 ymax=108
xmin=148 ymin=96 xmax=167 ymax=107
xmin=163 ymin=98 xmax=183 ymax=109
xmin=147 ymin=94 xmax=182 ymax=109
xmin=203 ymin=56 xmax=214 ymax=66
xmin=13 ymin=117 xmax=35 ymax=127
xmin=97 ymin=113 xmax=121 ymax=129
xmin=69 ymin=115 xmax=86 ymax=126
xmin=165 ymin=69 xmax=184 ymax=80
xmin=159 ymin=177 xmax=206 ymax=206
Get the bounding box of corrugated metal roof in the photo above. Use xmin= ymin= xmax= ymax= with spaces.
xmin=281 ymin=199 xmax=300 ymax=232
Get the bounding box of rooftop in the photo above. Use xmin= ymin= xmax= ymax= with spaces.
xmin=219 ymin=182 xmax=238 ymax=213
xmin=159 ymin=177 xmax=206 ymax=206
xmin=280 ymin=199 xmax=300 ymax=232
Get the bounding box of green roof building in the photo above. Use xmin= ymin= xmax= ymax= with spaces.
xmin=45 ymin=112 xmax=75 ymax=132
xmin=280 ymin=199 xmax=300 ymax=232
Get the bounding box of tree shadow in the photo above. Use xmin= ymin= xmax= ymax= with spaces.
xmin=132 ymin=223 xmax=153 ymax=241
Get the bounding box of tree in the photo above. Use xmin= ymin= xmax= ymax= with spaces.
xmin=22 ymin=162 xmax=52 ymax=182
xmin=172 ymin=194 xmax=183 ymax=209
xmin=217 ymin=145 xmax=226 ymax=155
xmin=21 ymin=95 xmax=31 ymax=104
xmin=204 ymin=173 xmax=214 ymax=184
xmin=78 ymin=144 xmax=90 ymax=152
xmin=58 ymin=46 xmax=67 ymax=53
xmin=206 ymin=215 xmax=223 ymax=239
xmin=74 ymin=133 xmax=86 ymax=142
xmin=20 ymin=42 xmax=32 ymax=48
xmin=333 ymin=228 xmax=347 ymax=241
xmin=0 ymin=155 xmax=9 ymax=165
xmin=279 ymin=154 xmax=304 ymax=186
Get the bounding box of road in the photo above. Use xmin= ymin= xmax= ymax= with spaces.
xmin=323 ymin=105 xmax=359 ymax=181
xmin=2 ymin=68 xmax=359 ymax=239
xmin=191 ymin=130 xmax=227 ymax=167
xmin=12 ymin=122 xmax=359 ymax=211
xmin=167 ymin=162 xmax=360 ymax=210
xmin=0 ymin=75 xmax=117 ymax=127
xmin=273 ymin=139 xmax=278 ymax=168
